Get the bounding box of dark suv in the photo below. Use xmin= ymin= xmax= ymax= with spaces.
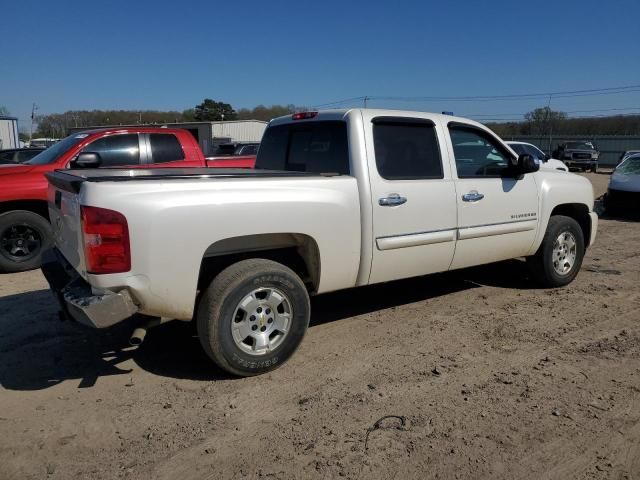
xmin=553 ymin=141 xmax=600 ymax=172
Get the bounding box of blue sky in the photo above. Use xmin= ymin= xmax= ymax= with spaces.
xmin=2 ymin=0 xmax=640 ymax=129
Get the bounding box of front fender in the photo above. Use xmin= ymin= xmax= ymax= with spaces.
xmin=526 ymin=173 xmax=595 ymax=255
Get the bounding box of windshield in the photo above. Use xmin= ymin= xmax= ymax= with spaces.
xmin=565 ymin=142 xmax=595 ymax=150
xmin=616 ymin=156 xmax=640 ymax=175
xmin=528 ymin=144 xmax=545 ymax=159
xmin=25 ymin=134 xmax=88 ymax=165
xmin=508 ymin=143 xmax=526 ymax=155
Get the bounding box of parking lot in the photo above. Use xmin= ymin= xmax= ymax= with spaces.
xmin=0 ymin=172 xmax=638 ymax=480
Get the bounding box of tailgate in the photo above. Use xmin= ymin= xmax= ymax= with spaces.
xmin=46 ymin=172 xmax=86 ymax=275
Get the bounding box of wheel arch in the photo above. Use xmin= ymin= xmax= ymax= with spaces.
xmin=0 ymin=200 xmax=50 ymax=220
xmin=197 ymin=233 xmax=321 ymax=294
xmin=549 ymin=203 xmax=591 ymax=250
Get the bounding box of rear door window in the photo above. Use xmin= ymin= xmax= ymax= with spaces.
xmin=17 ymin=150 xmax=41 ymax=162
xmin=256 ymin=121 xmax=349 ymax=174
xmin=372 ymin=120 xmax=443 ymax=180
xmin=0 ymin=151 xmax=16 ymax=163
xmin=149 ymin=134 xmax=185 ymax=163
xmin=84 ymin=134 xmax=141 ymax=166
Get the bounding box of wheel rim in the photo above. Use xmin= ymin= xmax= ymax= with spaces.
xmin=552 ymin=231 xmax=577 ymax=275
xmin=231 ymin=287 xmax=293 ymax=356
xmin=0 ymin=224 xmax=42 ymax=262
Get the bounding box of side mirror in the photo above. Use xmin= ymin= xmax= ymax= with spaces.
xmin=72 ymin=152 xmax=102 ymax=168
xmin=517 ymin=154 xmax=539 ymax=174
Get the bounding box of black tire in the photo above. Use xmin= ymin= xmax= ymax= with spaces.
xmin=197 ymin=258 xmax=310 ymax=376
xmin=591 ymin=163 xmax=598 ymax=173
xmin=527 ymin=215 xmax=585 ymax=288
xmin=0 ymin=210 xmax=52 ymax=273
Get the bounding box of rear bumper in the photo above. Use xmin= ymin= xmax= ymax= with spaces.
xmin=41 ymin=248 xmax=139 ymax=328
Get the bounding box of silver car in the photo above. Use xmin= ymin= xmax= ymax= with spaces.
xmin=605 ymin=154 xmax=640 ymax=214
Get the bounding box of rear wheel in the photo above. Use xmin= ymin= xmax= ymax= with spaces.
xmin=0 ymin=210 xmax=52 ymax=273
xmin=527 ymin=215 xmax=585 ymax=288
xmin=197 ymin=259 xmax=310 ymax=376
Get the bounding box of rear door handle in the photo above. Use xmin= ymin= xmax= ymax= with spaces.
xmin=379 ymin=194 xmax=407 ymax=206
xmin=462 ymin=191 xmax=484 ymax=202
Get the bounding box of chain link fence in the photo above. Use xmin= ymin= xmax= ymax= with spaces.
xmin=502 ymin=135 xmax=640 ymax=166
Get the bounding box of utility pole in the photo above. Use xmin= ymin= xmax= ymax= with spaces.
xmin=363 ymin=96 xmax=369 ymax=108
xmin=30 ymin=103 xmax=38 ymax=143
xmin=547 ymin=94 xmax=553 ymax=154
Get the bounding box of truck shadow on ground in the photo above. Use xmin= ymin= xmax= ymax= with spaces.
xmin=0 ymin=260 xmax=535 ymax=391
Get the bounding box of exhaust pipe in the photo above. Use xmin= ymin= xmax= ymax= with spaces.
xmin=129 ymin=318 xmax=162 ymax=346
xmin=129 ymin=327 xmax=148 ymax=346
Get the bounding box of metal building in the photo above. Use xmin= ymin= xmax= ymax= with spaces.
xmin=0 ymin=116 xmax=20 ymax=150
xmin=164 ymin=120 xmax=267 ymax=155
xmin=209 ymin=120 xmax=267 ymax=143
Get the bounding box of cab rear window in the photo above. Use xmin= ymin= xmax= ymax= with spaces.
xmin=255 ymin=121 xmax=349 ymax=174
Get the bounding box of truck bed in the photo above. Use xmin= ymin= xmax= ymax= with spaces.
xmin=45 ymin=166 xmax=362 ymax=320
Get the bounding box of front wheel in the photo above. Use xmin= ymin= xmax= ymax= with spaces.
xmin=0 ymin=210 xmax=53 ymax=273
xmin=527 ymin=215 xmax=585 ymax=288
xmin=197 ymin=259 xmax=310 ymax=376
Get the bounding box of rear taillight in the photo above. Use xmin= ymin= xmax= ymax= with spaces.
xmin=81 ymin=206 xmax=131 ymax=274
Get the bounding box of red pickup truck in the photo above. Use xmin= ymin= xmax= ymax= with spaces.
xmin=0 ymin=127 xmax=255 ymax=273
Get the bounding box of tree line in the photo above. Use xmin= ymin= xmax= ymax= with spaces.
xmin=25 ymin=102 xmax=640 ymax=139
xmin=32 ymin=100 xmax=305 ymax=138
xmin=487 ymin=107 xmax=640 ymax=137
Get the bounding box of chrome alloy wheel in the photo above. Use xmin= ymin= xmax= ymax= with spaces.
xmin=552 ymin=231 xmax=577 ymax=275
xmin=231 ymin=287 xmax=293 ymax=355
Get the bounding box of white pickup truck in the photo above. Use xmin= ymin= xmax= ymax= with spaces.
xmin=43 ymin=109 xmax=598 ymax=376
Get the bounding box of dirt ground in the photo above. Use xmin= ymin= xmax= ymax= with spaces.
xmin=1 ymin=172 xmax=638 ymax=480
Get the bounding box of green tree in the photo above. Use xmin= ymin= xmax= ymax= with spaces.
xmin=182 ymin=108 xmax=196 ymax=121
xmin=0 ymin=106 xmax=10 ymax=116
xmin=193 ymin=99 xmax=237 ymax=121
xmin=524 ymin=107 xmax=567 ymax=135
xmin=236 ymin=104 xmax=301 ymax=121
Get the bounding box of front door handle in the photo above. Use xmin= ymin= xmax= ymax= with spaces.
xmin=379 ymin=194 xmax=407 ymax=206
xmin=462 ymin=191 xmax=484 ymax=202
